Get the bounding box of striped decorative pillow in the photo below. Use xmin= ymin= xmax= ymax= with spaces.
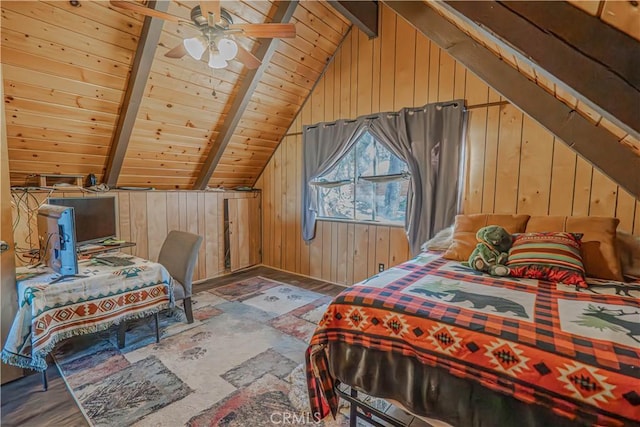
xmin=507 ymin=232 xmax=588 ymax=288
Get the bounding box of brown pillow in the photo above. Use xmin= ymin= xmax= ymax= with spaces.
xmin=443 ymin=214 xmax=530 ymax=261
xmin=525 ymin=216 xmax=622 ymax=281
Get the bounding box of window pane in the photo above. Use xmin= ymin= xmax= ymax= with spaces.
xmin=375 ymin=179 xmax=409 ymax=224
xmin=315 ymin=130 xmax=410 ymax=226
xmin=318 ymin=184 xmax=354 ymax=219
xmin=320 ymin=149 xmax=355 ymax=182
xmin=356 ymin=133 xmax=375 ymax=177
xmin=376 ymin=143 xmax=408 ymax=175
xmin=355 ymin=180 xmax=374 ymax=221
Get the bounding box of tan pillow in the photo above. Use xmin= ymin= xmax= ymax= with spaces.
xmin=443 ymin=214 xmax=530 ymax=261
xmin=525 ymin=216 xmax=622 ymax=281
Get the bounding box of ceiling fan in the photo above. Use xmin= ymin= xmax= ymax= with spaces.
xmin=110 ymin=1 xmax=296 ymax=70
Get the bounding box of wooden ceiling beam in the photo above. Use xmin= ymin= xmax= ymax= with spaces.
xmin=383 ymin=1 xmax=640 ymax=198
xmin=441 ymin=0 xmax=640 ymax=140
xmin=327 ymin=1 xmax=378 ymax=38
xmin=193 ymin=1 xmax=299 ymax=190
xmin=103 ymin=1 xmax=169 ymax=187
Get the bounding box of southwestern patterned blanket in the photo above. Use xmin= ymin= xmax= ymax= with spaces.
xmin=306 ymin=252 xmax=640 ymax=426
xmin=2 ymin=255 xmax=173 ymax=371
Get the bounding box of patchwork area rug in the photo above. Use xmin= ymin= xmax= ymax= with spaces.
xmin=54 ymin=277 xmax=360 ymax=426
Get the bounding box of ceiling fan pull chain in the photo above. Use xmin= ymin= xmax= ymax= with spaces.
xmin=209 ymin=73 xmax=217 ymax=97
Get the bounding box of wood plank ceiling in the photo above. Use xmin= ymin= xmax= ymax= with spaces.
xmin=2 ymin=1 xmax=350 ymax=189
xmin=3 ymin=1 xmax=637 ymax=191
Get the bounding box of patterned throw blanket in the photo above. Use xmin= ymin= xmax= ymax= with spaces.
xmin=306 ymin=253 xmax=640 ymax=426
xmin=2 ymin=256 xmax=173 ymax=371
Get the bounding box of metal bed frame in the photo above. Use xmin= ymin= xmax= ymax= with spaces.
xmin=336 ymin=386 xmax=436 ymax=427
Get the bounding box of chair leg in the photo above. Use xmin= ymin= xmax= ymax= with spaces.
xmin=155 ymin=312 xmax=160 ymax=343
xmin=184 ymin=297 xmax=194 ymax=324
xmin=117 ymin=322 xmax=126 ymax=349
xmin=42 ymin=369 xmax=48 ymax=392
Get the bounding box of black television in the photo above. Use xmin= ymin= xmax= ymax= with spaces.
xmin=47 ymin=196 xmax=117 ymax=245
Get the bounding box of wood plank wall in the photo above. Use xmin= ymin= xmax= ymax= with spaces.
xmin=256 ymin=4 xmax=640 ymax=286
xmin=11 ymin=189 xmax=261 ymax=282
xmin=426 ymin=1 xmax=640 ymax=156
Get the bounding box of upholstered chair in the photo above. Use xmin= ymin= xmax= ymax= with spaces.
xmin=158 ymin=230 xmax=203 ymax=324
xmin=117 ymin=230 xmax=203 ymax=349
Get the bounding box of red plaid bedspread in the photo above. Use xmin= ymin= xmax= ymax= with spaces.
xmin=306 ymin=253 xmax=640 ymax=426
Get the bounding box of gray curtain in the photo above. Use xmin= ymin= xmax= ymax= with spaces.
xmin=302 ymin=100 xmax=466 ymax=256
xmin=302 ymin=120 xmax=363 ymax=241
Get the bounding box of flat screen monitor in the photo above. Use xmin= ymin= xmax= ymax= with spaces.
xmin=47 ymin=196 xmax=117 ymax=245
xmin=37 ymin=204 xmax=78 ymax=276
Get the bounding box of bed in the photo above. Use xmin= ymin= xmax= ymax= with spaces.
xmin=305 ymin=251 xmax=640 ymax=426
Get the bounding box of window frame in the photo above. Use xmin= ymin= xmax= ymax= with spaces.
xmin=313 ymin=131 xmax=410 ymax=226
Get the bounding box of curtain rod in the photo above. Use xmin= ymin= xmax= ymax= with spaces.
xmin=284 ymin=100 xmax=510 ymax=136
xmin=466 ymin=100 xmax=510 ymax=110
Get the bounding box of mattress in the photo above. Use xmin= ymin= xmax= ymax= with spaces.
xmin=306 ymin=252 xmax=640 ymax=426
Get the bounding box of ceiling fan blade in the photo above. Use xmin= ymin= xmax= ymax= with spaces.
xmin=200 ymin=1 xmax=222 ymax=25
xmin=235 ymin=45 xmax=262 ymax=69
xmin=227 ymin=23 xmax=296 ymax=39
xmin=165 ymin=42 xmax=187 ymax=59
xmin=109 ymin=1 xmax=183 ymax=23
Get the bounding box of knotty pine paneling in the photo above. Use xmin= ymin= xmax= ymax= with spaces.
xmin=11 ymin=189 xmax=260 ymax=282
xmin=207 ymin=1 xmax=350 ymax=189
xmin=2 ymin=1 xmax=351 ymax=190
xmin=256 ymin=4 xmax=640 ymax=286
xmin=427 ymin=1 xmax=640 ymax=157
xmin=2 ymin=1 xmax=144 ymax=186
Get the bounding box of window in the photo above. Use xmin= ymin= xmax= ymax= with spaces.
xmin=313 ymin=131 xmax=409 ymax=225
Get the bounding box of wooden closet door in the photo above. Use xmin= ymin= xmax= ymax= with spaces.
xmin=228 ymin=198 xmax=249 ymax=271
xmin=248 ymin=195 xmax=261 ymax=267
xmin=227 ymin=195 xmax=261 ymax=272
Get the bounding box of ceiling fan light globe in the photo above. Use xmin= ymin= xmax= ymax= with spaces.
xmin=183 ymin=36 xmax=207 ymax=60
xmin=218 ymin=38 xmax=238 ymax=61
xmin=208 ymin=53 xmax=228 ymax=69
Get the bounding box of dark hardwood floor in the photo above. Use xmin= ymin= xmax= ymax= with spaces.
xmin=1 ymin=266 xmax=345 ymax=427
xmin=1 ymin=365 xmax=87 ymax=427
xmin=196 ymin=265 xmax=346 ymax=297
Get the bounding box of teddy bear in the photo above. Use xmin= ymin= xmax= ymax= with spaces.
xmin=468 ymin=225 xmax=512 ymax=277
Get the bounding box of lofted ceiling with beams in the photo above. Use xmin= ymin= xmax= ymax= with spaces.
xmin=2 ymin=0 xmax=350 ymax=189
xmin=2 ymin=0 xmax=638 ymax=193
